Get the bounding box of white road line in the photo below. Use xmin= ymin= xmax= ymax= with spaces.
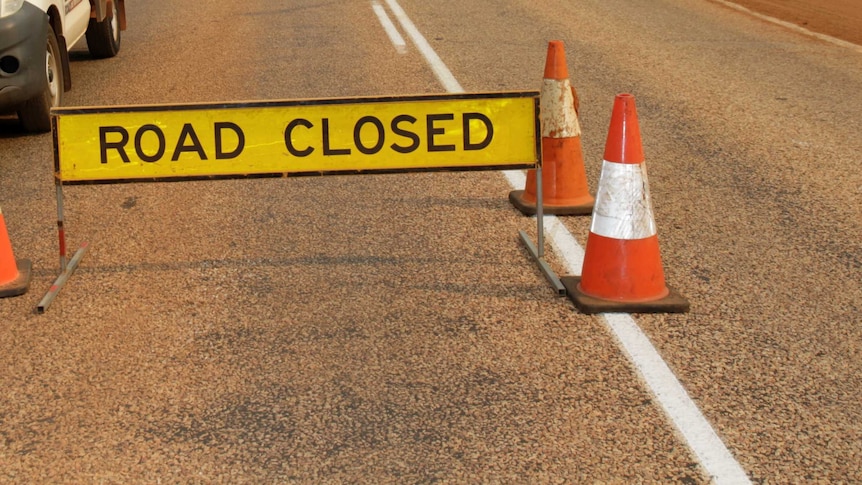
xmin=386 ymin=1 xmax=752 ymax=482
xmin=371 ymin=1 xmax=407 ymax=54
xmin=603 ymin=313 xmax=751 ymax=483
xmin=383 ymin=0 xmax=464 ymax=94
xmin=711 ymin=0 xmax=862 ymax=53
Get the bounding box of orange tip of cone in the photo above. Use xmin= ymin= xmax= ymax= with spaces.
xmin=543 ymin=40 xmax=569 ymax=80
xmin=603 ymin=94 xmax=644 ymax=164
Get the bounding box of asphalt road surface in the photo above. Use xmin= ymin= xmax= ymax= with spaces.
xmin=1 ymin=0 xmax=860 ymax=482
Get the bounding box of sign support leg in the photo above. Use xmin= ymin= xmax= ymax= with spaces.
xmin=519 ymin=166 xmax=565 ymax=295
xmin=37 ymin=181 xmax=89 ymax=313
xmin=56 ymin=182 xmax=67 ymax=272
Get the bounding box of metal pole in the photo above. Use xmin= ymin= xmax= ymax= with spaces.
xmin=37 ymin=242 xmax=89 ymax=313
xmin=56 ymin=182 xmax=67 ymax=272
xmin=536 ymin=165 xmax=544 ymax=259
xmin=518 ymin=162 xmax=564 ymax=295
xmin=518 ymin=229 xmax=566 ymax=295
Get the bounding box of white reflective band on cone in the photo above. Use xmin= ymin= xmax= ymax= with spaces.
xmin=590 ymin=160 xmax=657 ymax=240
xmin=540 ymin=78 xmax=580 ymax=138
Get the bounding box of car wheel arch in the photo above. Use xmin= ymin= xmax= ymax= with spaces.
xmin=45 ymin=5 xmax=72 ymax=92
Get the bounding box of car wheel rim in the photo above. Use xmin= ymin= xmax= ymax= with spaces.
xmin=46 ymin=47 xmax=59 ymax=105
xmin=111 ymin=2 xmax=119 ymax=43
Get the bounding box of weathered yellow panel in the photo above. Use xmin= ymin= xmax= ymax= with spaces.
xmin=54 ymin=93 xmax=539 ymax=183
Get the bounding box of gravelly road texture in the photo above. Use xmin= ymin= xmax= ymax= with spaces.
xmin=1 ymin=0 xmax=860 ymax=482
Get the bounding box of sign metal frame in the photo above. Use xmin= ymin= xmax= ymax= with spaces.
xmin=39 ymin=91 xmax=561 ymax=312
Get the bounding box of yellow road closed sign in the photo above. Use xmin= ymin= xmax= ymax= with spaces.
xmin=53 ymin=92 xmax=540 ymax=184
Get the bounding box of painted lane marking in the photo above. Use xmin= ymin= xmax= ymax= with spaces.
xmin=603 ymin=312 xmax=752 ymax=483
xmin=383 ymin=0 xmax=464 ymax=94
xmin=371 ymin=1 xmax=407 ymax=54
xmin=384 ymin=1 xmax=752 ymax=482
xmin=711 ymin=0 xmax=862 ymax=53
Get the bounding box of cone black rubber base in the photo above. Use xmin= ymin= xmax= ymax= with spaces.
xmin=561 ymin=275 xmax=689 ymax=314
xmin=0 ymin=259 xmax=32 ymax=298
xmin=508 ymin=190 xmax=594 ymax=216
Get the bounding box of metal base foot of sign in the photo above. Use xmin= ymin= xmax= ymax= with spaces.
xmin=37 ymin=243 xmax=89 ymax=314
xmin=519 ymin=230 xmax=565 ymax=295
xmin=517 ymin=165 xmax=565 ymax=296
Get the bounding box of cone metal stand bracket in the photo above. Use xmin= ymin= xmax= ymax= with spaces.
xmin=519 ymin=166 xmax=566 ymax=296
xmin=37 ymin=182 xmax=89 ymax=313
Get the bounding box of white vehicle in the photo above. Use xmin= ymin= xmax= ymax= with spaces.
xmin=0 ymin=0 xmax=126 ymax=132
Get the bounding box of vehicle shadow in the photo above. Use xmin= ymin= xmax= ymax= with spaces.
xmin=0 ymin=116 xmax=32 ymax=139
xmin=68 ymin=50 xmax=101 ymax=62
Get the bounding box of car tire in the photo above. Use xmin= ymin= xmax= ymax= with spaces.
xmin=86 ymin=0 xmax=121 ymax=59
xmin=17 ymin=24 xmax=63 ymax=134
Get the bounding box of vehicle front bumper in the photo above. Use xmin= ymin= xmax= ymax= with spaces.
xmin=0 ymin=2 xmax=48 ymax=112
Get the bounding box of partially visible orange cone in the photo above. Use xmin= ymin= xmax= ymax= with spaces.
xmin=0 ymin=206 xmax=32 ymax=298
xmin=562 ymin=94 xmax=688 ymax=314
xmin=510 ymin=40 xmax=594 ymax=216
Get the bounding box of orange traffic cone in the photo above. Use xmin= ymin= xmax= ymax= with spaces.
xmin=509 ymin=40 xmax=594 ymax=216
xmin=0 ymin=206 xmax=32 ymax=298
xmin=562 ymin=94 xmax=688 ymax=314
